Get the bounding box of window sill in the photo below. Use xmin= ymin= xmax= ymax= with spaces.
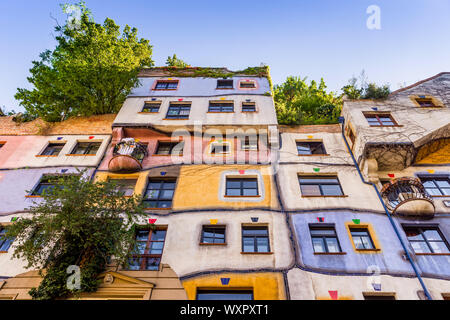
xmin=152 ymin=154 xmax=183 ymax=157
xmin=368 ymin=125 xmax=403 ymax=128
xmin=162 ymin=118 xmax=189 ymax=121
xmin=216 ymin=88 xmax=234 ymax=90
xmin=297 ymin=154 xmax=330 ymax=157
xmin=355 ymin=248 xmax=381 ymax=252
xmin=35 ymin=155 xmax=58 ymax=157
xmin=301 ymin=195 xmax=348 ymax=198
xmin=415 ymin=253 xmax=450 ymax=256
xmin=0 ymin=251 xmax=9 ymax=254
xmin=25 ymin=195 xmax=42 ymax=198
xmin=224 ymin=195 xmax=261 ymax=198
xmin=138 ymin=112 xmax=159 ymax=114
xmin=240 ymin=252 xmax=273 ymax=255
xmin=199 ymin=243 xmax=227 ymax=246
xmin=207 ymin=111 xmax=235 ymax=113
xmin=152 ymin=89 xmax=178 ymax=91
xmin=314 ymin=252 xmax=347 ymax=255
xmin=66 ymin=154 xmax=96 ymax=156
xmin=430 ymin=195 xmax=450 ymax=198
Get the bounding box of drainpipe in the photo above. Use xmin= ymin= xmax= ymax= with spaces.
xmin=339 ymin=117 xmax=433 ymax=300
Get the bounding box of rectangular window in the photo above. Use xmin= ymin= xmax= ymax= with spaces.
xmin=309 ymin=225 xmax=342 ymax=253
xmin=142 ymin=101 xmax=161 ymax=113
xmin=155 ymin=142 xmax=181 ymax=155
xmin=350 ymin=227 xmax=375 ymax=250
xmin=242 ymin=102 xmax=256 ymax=112
xmin=31 ymin=175 xmax=66 ymax=196
xmin=109 ymin=179 xmax=136 ymax=197
xmin=40 ymin=143 xmax=65 ymax=156
xmin=363 ymin=294 xmax=396 ymax=300
xmin=364 ymin=113 xmax=397 ymax=126
xmin=416 ymin=98 xmax=436 ymax=107
xmin=208 ymin=101 xmax=234 ymax=113
xmin=143 ymin=179 xmax=176 ymax=209
xmin=197 ymin=290 xmax=253 ymax=300
xmin=242 ymin=226 xmax=270 ymax=253
xmin=128 ymin=228 xmax=167 ymax=271
xmin=154 ymin=80 xmax=178 ymax=90
xmin=419 ymin=176 xmax=450 ymax=196
xmin=296 ymin=141 xmax=327 ymax=155
xmin=298 ymin=176 xmax=344 ymax=196
xmin=226 ymin=178 xmax=259 ymax=197
xmin=241 ymin=136 xmax=258 ymax=150
xmin=165 ymin=103 xmax=191 ymax=119
xmin=216 ymin=79 xmax=233 ymax=89
xmin=70 ymin=142 xmax=101 ymax=155
xmin=403 ymin=226 xmax=450 ymax=254
xmin=239 ymin=80 xmax=256 ymax=88
xmin=0 ymin=227 xmax=14 ymax=252
xmin=210 ymin=143 xmax=230 ymax=154
xmin=201 ymin=226 xmax=226 ymax=244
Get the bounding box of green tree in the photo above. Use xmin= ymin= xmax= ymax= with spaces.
xmin=341 ymin=71 xmax=390 ymax=100
xmin=3 ymin=172 xmax=148 ymax=300
xmin=15 ymin=2 xmax=153 ymax=122
xmin=274 ymin=76 xmax=341 ymax=125
xmin=166 ymin=54 xmax=190 ymax=67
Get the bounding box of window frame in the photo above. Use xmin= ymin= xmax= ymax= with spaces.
xmin=127 ymin=227 xmax=167 ymax=271
xmin=241 ymin=136 xmax=259 ymax=151
xmin=238 ymin=80 xmax=257 ymax=89
xmin=216 ymin=79 xmax=234 ymax=89
xmin=69 ymin=141 xmax=101 ymax=156
xmin=154 ymin=141 xmax=183 ymax=156
xmin=298 ymin=175 xmax=344 ymax=197
xmin=210 ymin=142 xmax=231 ymax=155
xmin=363 ymin=112 xmax=399 ymax=127
xmin=419 ymin=176 xmax=450 ymax=197
xmin=296 ymin=141 xmax=327 ymax=156
xmin=109 ymin=178 xmax=137 ymax=197
xmin=142 ymin=178 xmax=177 ymax=209
xmin=0 ymin=227 xmax=14 ymax=253
xmin=141 ymin=101 xmax=161 ymax=113
xmin=208 ymin=101 xmax=235 ymax=113
xmin=225 ymin=177 xmax=259 ymax=197
xmin=153 ymin=80 xmax=179 ymax=91
xmin=309 ymin=224 xmax=343 ymax=254
xmin=241 ymin=102 xmax=257 ymax=112
xmin=200 ymin=225 xmax=227 ymax=245
xmin=403 ymin=225 xmax=450 ymax=254
xmin=39 ymin=142 xmax=66 ymax=156
xmin=349 ymin=227 xmax=376 ymax=250
xmin=164 ymin=103 xmax=191 ymax=120
xmin=241 ymin=226 xmax=270 ymax=253
xmin=29 ymin=175 xmax=68 ymax=196
xmin=196 ymin=289 xmax=254 ymax=300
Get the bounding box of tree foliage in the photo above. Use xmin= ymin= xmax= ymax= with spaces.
xmin=274 ymin=76 xmax=341 ymax=125
xmin=341 ymin=70 xmax=390 ymax=100
xmin=15 ymin=2 xmax=153 ymax=122
xmin=166 ymin=54 xmax=190 ymax=67
xmin=3 ymin=172 xmax=147 ymax=300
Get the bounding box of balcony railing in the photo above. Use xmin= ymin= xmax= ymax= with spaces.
xmin=108 ymin=138 xmax=148 ymax=172
xmin=381 ymin=177 xmax=435 ymax=217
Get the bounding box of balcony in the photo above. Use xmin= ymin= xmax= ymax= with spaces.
xmin=108 ymin=138 xmax=148 ymax=172
xmin=381 ymin=177 xmax=435 ymax=217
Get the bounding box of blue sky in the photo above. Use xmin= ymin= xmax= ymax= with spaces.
xmin=1 ymin=0 xmax=450 ymax=112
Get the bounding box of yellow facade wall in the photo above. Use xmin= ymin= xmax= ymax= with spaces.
xmin=182 ymin=272 xmax=286 ymax=300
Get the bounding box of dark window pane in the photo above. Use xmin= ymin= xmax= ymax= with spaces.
xmin=197 ymin=290 xmax=253 ymax=300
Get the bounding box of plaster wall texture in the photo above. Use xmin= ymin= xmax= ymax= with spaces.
xmin=112 ymin=95 xmax=278 ymax=128
xmin=277 ymin=163 xmax=384 ymax=212
xmin=134 ymin=211 xmax=293 ymax=277
xmin=287 ymin=267 xmax=450 ymax=300
xmin=129 ymin=76 xmax=271 ymax=97
xmin=0 ymin=135 xmax=111 ymax=169
xmin=0 ymin=167 xmax=95 ymax=215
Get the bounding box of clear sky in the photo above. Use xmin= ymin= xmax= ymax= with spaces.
xmin=1 ymin=0 xmax=450 ymax=112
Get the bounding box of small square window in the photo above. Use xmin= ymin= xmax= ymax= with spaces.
xmin=142 ymin=101 xmax=161 ymax=113
xmin=40 ymin=143 xmax=65 ymax=156
xmin=419 ymin=176 xmax=450 ymax=196
xmin=309 ymin=225 xmax=342 ymax=253
xmin=165 ymin=103 xmax=191 ymax=119
xmin=403 ymin=226 xmax=449 ymax=254
xmin=155 ymin=141 xmax=183 ymax=155
xmin=109 ymin=179 xmax=136 ymax=197
xmin=201 ymin=226 xmax=226 ymax=244
xmin=128 ymin=228 xmax=167 ymax=271
xmin=208 ymin=101 xmax=234 ymax=113
xmin=241 ymin=136 xmax=258 ymax=150
xmin=143 ymin=178 xmax=176 ymax=209
xmin=31 ymin=175 xmax=67 ymax=196
xmin=239 ymin=80 xmax=256 ymax=89
xmin=363 ymin=113 xmax=397 ymax=126
xmin=70 ymin=142 xmax=101 ymax=155
xmin=242 ymin=102 xmax=256 ymax=112
xmin=416 ymin=98 xmax=436 ymax=107
xmin=242 ymin=226 xmax=270 ymax=253
xmin=154 ymin=80 xmax=178 ymax=90
xmin=349 ymin=227 xmax=375 ymax=250
xmin=210 ymin=143 xmax=230 ymax=154
xmin=296 ymin=142 xmax=327 ymax=155
xmin=226 ymin=178 xmax=259 ymax=197
xmin=298 ymin=176 xmax=344 ymax=196
xmin=216 ymin=79 xmax=233 ymax=89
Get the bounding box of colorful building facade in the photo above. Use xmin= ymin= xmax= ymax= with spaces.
xmin=0 ymin=69 xmax=449 ymax=300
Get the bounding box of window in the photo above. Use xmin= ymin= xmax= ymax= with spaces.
xmin=165 ymin=103 xmax=191 ymax=119
xmin=298 ymin=176 xmax=344 ymax=196
xmin=154 ymin=80 xmax=178 ymax=90
xmin=364 ymin=113 xmax=397 ymax=126
xmin=143 ymin=179 xmax=176 ymax=209
xmin=348 ymin=128 xmax=356 ymax=145
xmin=31 ymin=175 xmax=66 ymax=196
xmin=109 ymin=179 xmax=136 ymax=197
xmin=0 ymin=227 xmax=14 ymax=252
xmin=208 ymin=101 xmax=234 ymax=113
xmin=128 ymin=228 xmax=167 ymax=271
xmin=142 ymin=101 xmax=161 ymax=113
xmin=70 ymin=142 xmax=101 ymax=155
xmin=309 ymin=225 xmax=342 ymax=253
xmin=155 ymin=141 xmax=182 ymax=155
xmin=40 ymin=143 xmax=65 ymax=156
xmin=363 ymin=294 xmax=396 ymax=300
xmin=210 ymin=143 xmax=230 ymax=154
xmin=403 ymin=226 xmax=450 ymax=254
xmin=242 ymin=102 xmax=256 ymax=112
xmin=201 ymin=226 xmax=226 ymax=244
xmin=216 ymin=79 xmax=233 ymax=89
xmin=242 ymin=226 xmax=270 ymax=253
xmin=226 ymin=178 xmax=259 ymax=196
xmin=296 ymin=141 xmax=327 ymax=155
xmin=241 ymin=136 xmax=258 ymax=150
xmin=239 ymin=80 xmax=256 ymax=88
xmin=416 ymin=98 xmax=436 ymax=107
xmin=350 ymin=227 xmax=375 ymax=250
xmin=419 ymin=176 xmax=450 ymax=196
xmin=197 ymin=290 xmax=253 ymax=300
